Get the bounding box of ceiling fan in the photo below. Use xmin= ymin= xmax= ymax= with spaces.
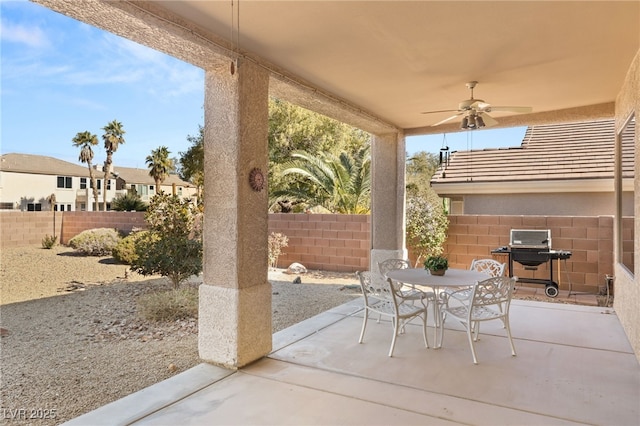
xmin=422 ymin=81 xmax=532 ymax=129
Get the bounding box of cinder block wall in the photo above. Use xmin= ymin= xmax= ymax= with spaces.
xmin=268 ymin=213 xmax=370 ymax=272
xmin=1 ymin=212 xmax=619 ymax=292
xmin=0 ymin=211 xmax=63 ymax=247
xmin=443 ymin=215 xmax=614 ymax=294
xmin=60 ymin=211 xmax=147 ymax=244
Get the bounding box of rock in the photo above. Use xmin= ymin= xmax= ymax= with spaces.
xmin=168 ymin=363 xmax=177 ymax=373
xmin=286 ymin=262 xmax=307 ymax=274
xmin=293 ymin=277 xmax=302 ymax=284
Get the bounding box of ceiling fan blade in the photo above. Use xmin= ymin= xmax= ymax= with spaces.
xmin=421 ymin=109 xmax=459 ymax=115
xmin=487 ymin=105 xmax=533 ymax=113
xmin=431 ymin=112 xmax=463 ymax=127
xmin=480 ymin=112 xmax=499 ymax=127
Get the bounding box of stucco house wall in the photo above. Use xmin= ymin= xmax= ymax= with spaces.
xmin=462 ymin=192 xmax=632 ymax=216
xmin=614 ymin=50 xmax=640 ymax=361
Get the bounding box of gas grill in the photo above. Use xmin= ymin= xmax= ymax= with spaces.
xmin=492 ymin=229 xmax=572 ymax=297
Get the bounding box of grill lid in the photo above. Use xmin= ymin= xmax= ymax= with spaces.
xmin=510 ymin=229 xmax=551 ymax=249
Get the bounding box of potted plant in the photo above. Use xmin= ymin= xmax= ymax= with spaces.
xmin=424 ymin=255 xmax=448 ymax=276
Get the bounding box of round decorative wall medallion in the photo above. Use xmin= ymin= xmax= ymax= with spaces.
xmin=249 ymin=167 xmax=265 ymax=192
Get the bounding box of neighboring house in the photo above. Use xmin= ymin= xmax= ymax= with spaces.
xmin=113 ymin=166 xmax=198 ymax=202
xmin=430 ymin=119 xmax=635 ymax=215
xmin=0 ymin=153 xmax=196 ymax=211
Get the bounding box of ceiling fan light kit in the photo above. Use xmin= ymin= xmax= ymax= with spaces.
xmin=422 ymin=81 xmax=532 ymax=130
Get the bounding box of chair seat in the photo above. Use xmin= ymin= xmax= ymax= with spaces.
xmin=445 ymin=305 xmax=503 ymax=321
xmin=401 ymin=288 xmax=435 ymax=301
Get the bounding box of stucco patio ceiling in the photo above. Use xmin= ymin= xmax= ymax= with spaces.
xmin=36 ymin=1 xmax=639 ymax=135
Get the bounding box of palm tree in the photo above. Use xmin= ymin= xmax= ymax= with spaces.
xmin=146 ymin=146 xmax=174 ymax=194
xmin=272 ymin=145 xmax=371 ymax=214
xmin=102 ymin=120 xmax=126 ymax=211
xmin=72 ymin=130 xmax=100 ymax=210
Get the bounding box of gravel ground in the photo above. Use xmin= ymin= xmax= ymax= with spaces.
xmin=0 ymin=246 xmax=361 ymax=425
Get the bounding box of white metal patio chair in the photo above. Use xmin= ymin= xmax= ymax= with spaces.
xmin=378 ymin=258 xmax=437 ymax=329
xmin=378 ymin=259 xmax=436 ymax=301
xmin=439 ymin=276 xmax=517 ymax=364
xmin=443 ymin=258 xmax=506 ymax=303
xmin=356 ymin=271 xmax=429 ymax=357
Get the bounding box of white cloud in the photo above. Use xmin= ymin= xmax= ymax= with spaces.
xmin=0 ymin=19 xmax=49 ymax=48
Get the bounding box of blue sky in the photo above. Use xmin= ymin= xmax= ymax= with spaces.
xmin=1 ymin=1 xmax=526 ymax=170
xmin=1 ymin=0 xmax=205 ymax=169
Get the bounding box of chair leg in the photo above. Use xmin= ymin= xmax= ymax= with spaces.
xmin=466 ymin=325 xmax=479 ymax=364
xmin=359 ymin=309 xmax=369 ymax=343
xmin=421 ymin=312 xmax=430 ymax=349
xmin=504 ymin=315 xmax=517 ymax=357
xmin=389 ymin=316 xmax=400 ymax=357
xmin=437 ymin=312 xmax=446 ymax=349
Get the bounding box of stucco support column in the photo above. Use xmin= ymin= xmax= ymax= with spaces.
xmin=199 ymin=59 xmax=271 ymax=369
xmin=370 ymin=132 xmax=406 ymax=284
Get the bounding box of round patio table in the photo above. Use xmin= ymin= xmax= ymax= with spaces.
xmin=386 ymin=268 xmax=490 ymax=348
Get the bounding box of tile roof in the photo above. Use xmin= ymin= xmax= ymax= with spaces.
xmin=430 ymin=118 xmax=634 ymax=185
xmin=1 ymin=153 xmax=91 ymax=177
xmin=113 ymin=166 xmax=194 ymax=187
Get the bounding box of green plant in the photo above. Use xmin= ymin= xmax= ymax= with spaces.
xmin=423 ymin=255 xmax=448 ymax=271
xmin=138 ymin=287 xmax=198 ymax=322
xmin=112 ymin=230 xmax=149 ymax=264
xmin=268 ymin=232 xmax=289 ymax=268
xmin=41 ymin=234 xmax=58 ymax=249
xmin=111 ymin=192 xmax=147 ymax=211
xmin=406 ymin=191 xmax=449 ymax=267
xmin=130 ymin=193 xmax=203 ymax=288
xmin=69 ymin=228 xmax=121 ymax=256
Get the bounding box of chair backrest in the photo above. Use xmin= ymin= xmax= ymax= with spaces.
xmin=356 ymin=271 xmax=390 ymax=305
xmin=470 ymin=258 xmax=506 ymax=277
xmin=386 ymin=277 xmax=407 ymax=311
xmin=470 ymin=276 xmax=516 ymax=315
xmin=378 ymin=258 xmax=410 ymax=278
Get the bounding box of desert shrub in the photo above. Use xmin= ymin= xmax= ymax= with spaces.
xmin=69 ymin=228 xmax=121 ymax=256
xmin=112 ymin=230 xmax=150 ymax=264
xmin=131 ymin=194 xmax=203 ymax=288
xmin=138 ymin=287 xmax=198 ymax=322
xmin=268 ymin=232 xmax=289 ymax=268
xmin=41 ymin=234 xmax=58 ymax=249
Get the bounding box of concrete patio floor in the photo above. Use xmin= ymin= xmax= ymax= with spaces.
xmin=66 ymin=298 xmax=639 ymax=425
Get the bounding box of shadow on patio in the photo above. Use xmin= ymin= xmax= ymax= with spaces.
xmin=66 ymin=298 xmax=639 ymax=425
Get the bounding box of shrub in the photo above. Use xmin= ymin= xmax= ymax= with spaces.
xmin=111 ymin=192 xmax=147 ymax=211
xmin=41 ymin=234 xmax=58 ymax=249
xmin=69 ymin=228 xmax=121 ymax=256
xmin=112 ymin=230 xmax=150 ymax=264
xmin=268 ymin=232 xmax=289 ymax=268
xmin=130 ymin=194 xmax=203 ymax=288
xmin=406 ymin=191 xmax=449 ymax=267
xmin=138 ymin=287 xmax=198 ymax=322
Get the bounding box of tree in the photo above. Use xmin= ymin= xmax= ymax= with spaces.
xmin=406 ymin=151 xmax=439 ymax=197
xmin=176 ymin=101 xmax=370 ymax=211
xmin=178 ymin=126 xmax=204 ymax=203
xmin=102 ymin=120 xmax=126 ymax=211
xmin=146 ymin=146 xmax=174 ymax=193
xmin=72 ymin=130 xmax=100 ymax=210
xmin=273 ymin=145 xmax=371 ymax=214
xmin=131 ymin=193 xmax=203 ymax=288
xmin=268 ymin=99 xmax=371 ymax=206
